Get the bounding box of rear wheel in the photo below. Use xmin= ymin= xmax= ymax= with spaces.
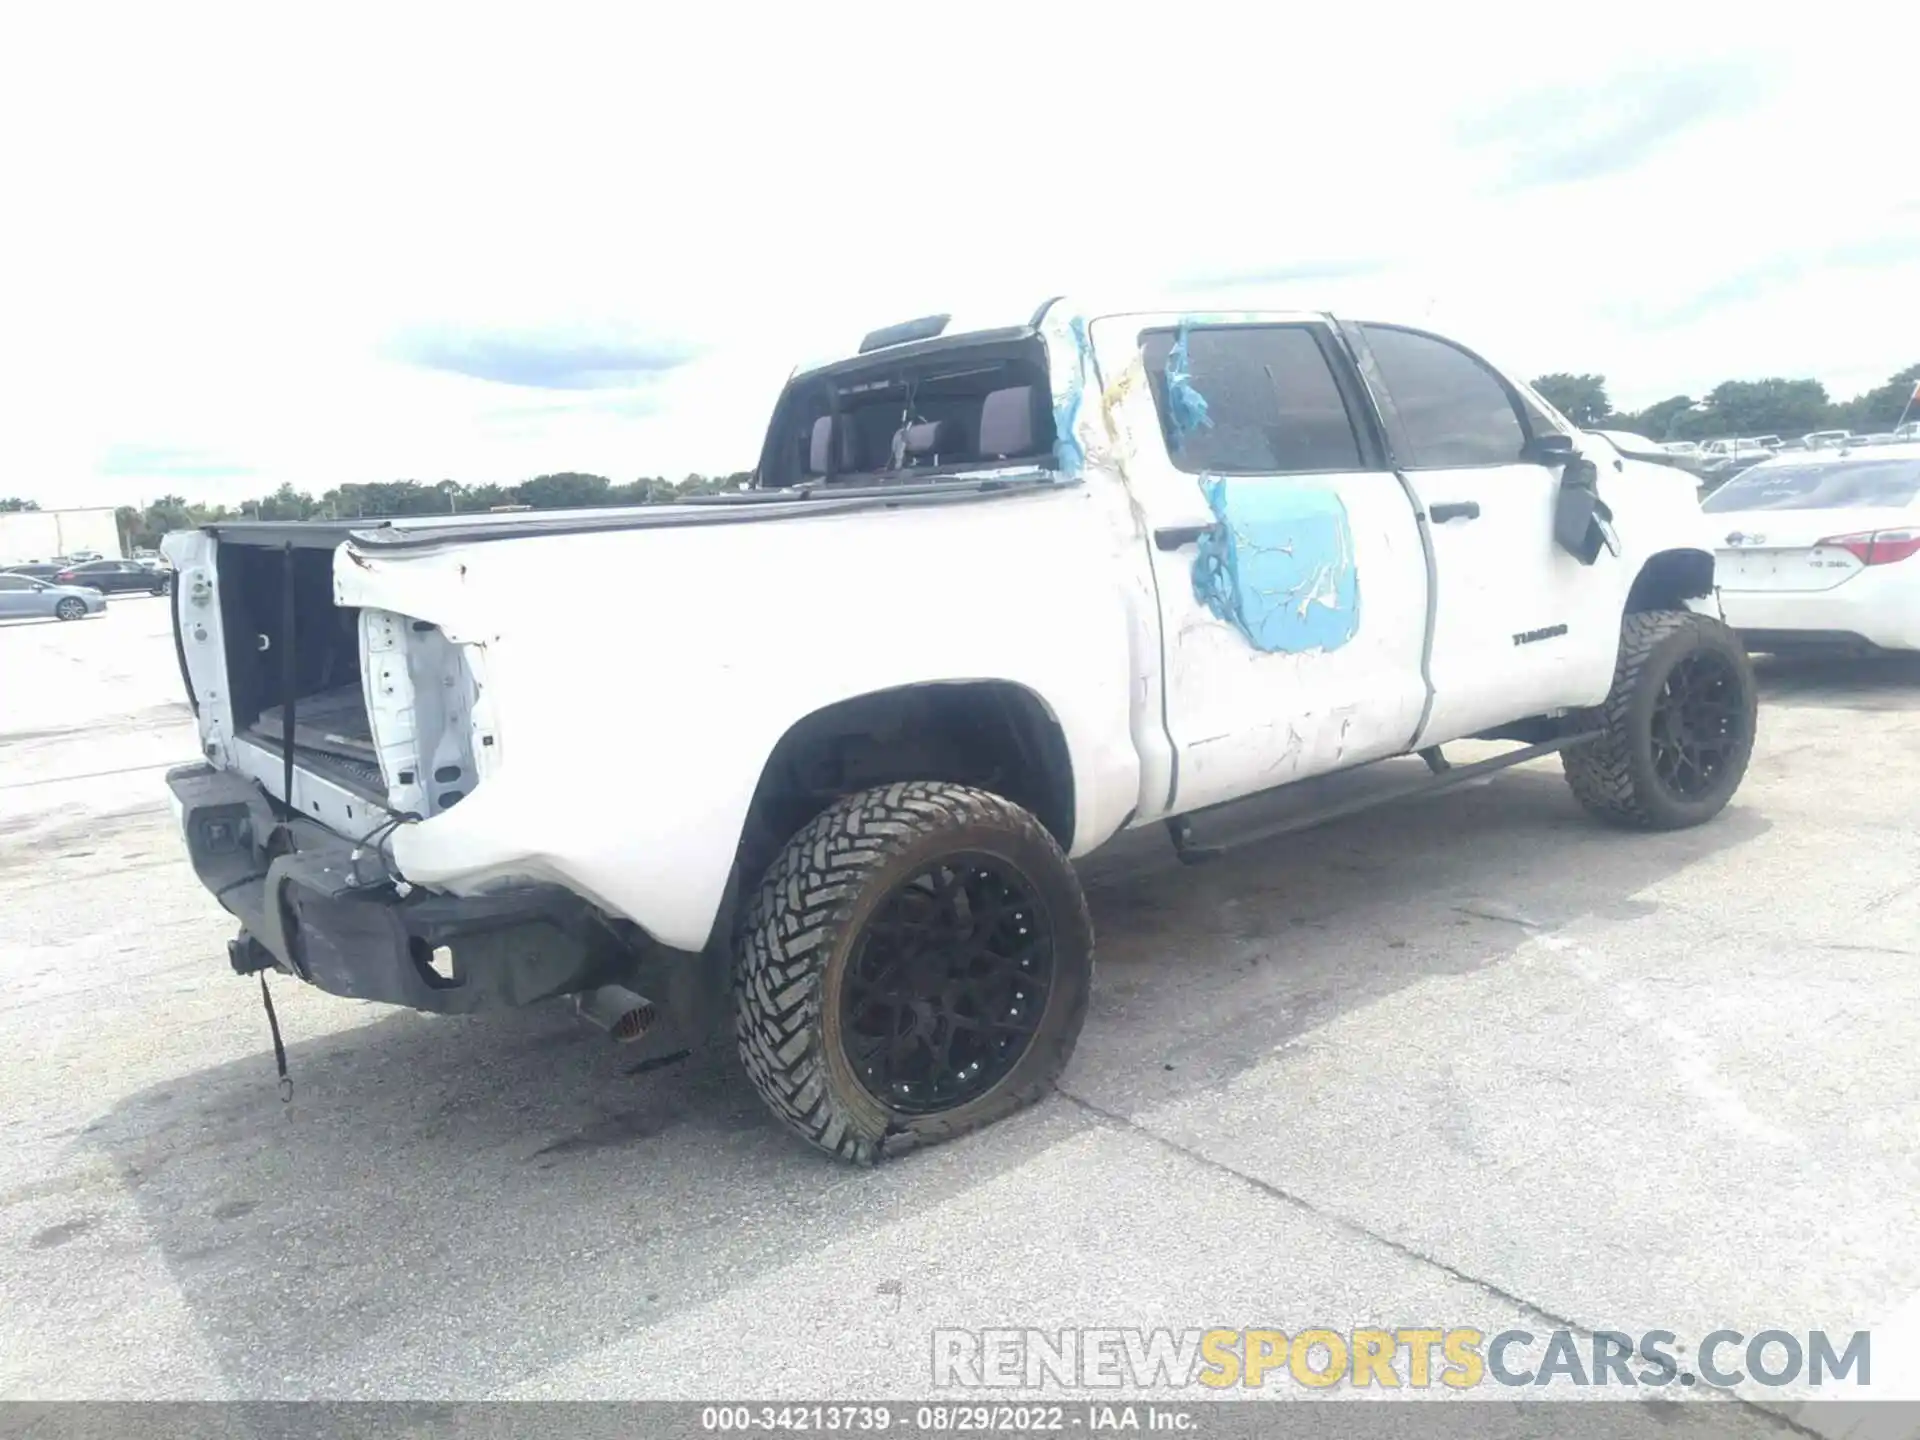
xmin=1561 ymin=609 xmax=1757 ymax=829
xmin=54 ymin=597 xmax=86 ymax=621
xmin=734 ymin=781 xmax=1093 ymax=1164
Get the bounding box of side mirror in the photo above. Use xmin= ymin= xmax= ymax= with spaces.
xmin=1523 ymin=432 xmax=1576 ymax=465
xmin=1552 ymin=453 xmax=1620 ymax=565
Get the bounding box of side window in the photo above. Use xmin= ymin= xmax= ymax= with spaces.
xmin=0 ymin=575 xmax=28 ymax=591
xmin=1360 ymin=324 xmax=1528 ymax=468
xmin=1139 ymin=325 xmax=1368 ymax=475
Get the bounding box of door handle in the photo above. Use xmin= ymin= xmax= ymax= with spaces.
xmin=1429 ymin=501 xmax=1481 ymax=523
xmin=1155 ymin=524 xmax=1216 ymax=551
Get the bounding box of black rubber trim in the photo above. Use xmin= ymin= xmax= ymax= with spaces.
xmin=169 ymin=572 xmax=198 ymax=719
xmin=1155 ymin=524 xmax=1215 ymax=550
xmin=1168 ymin=732 xmax=1602 ymax=863
xmin=1336 ymin=318 xmax=1442 ymax=750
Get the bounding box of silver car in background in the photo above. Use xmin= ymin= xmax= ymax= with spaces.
xmin=0 ymin=572 xmax=110 ymax=621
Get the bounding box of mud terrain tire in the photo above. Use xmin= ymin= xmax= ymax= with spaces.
xmin=734 ymin=782 xmax=1093 ymax=1164
xmin=1561 ymin=609 xmax=1757 ymax=830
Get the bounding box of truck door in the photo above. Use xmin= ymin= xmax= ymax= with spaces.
xmin=1342 ymin=321 xmax=1624 ymax=746
xmin=1087 ymin=314 xmax=1431 ymax=817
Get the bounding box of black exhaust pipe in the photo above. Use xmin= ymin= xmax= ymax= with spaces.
xmin=574 ymin=985 xmax=656 ymax=1043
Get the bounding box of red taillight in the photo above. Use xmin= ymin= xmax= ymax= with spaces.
xmin=54 ymin=571 xmax=75 ymax=582
xmin=1818 ymin=529 xmax=1920 ymax=566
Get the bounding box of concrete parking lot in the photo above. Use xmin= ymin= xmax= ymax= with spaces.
xmin=3 ymin=599 xmax=1918 ymax=1432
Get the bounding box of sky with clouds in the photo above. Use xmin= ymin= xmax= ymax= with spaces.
xmin=4 ymin=1 xmax=1917 ymax=509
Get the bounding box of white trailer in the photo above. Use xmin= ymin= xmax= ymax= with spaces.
xmin=0 ymin=508 xmax=123 ymax=566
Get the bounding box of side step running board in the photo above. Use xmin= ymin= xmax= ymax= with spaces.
xmin=1166 ymin=732 xmax=1603 ymax=865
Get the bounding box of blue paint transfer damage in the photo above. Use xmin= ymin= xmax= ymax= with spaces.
xmin=1163 ymin=322 xmax=1213 ymax=451
xmin=1052 ymin=316 xmax=1090 ymax=476
xmin=1192 ymin=477 xmax=1361 ymax=654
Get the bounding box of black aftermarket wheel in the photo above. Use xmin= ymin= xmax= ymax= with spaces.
xmin=1562 ymin=609 xmax=1758 ymax=829
xmin=734 ymin=782 xmax=1093 ymax=1164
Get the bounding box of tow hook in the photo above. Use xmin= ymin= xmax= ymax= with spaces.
xmin=227 ymin=931 xmax=275 ymax=976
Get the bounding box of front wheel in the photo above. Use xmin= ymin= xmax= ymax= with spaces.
xmin=1561 ymin=609 xmax=1757 ymax=829
xmin=734 ymin=781 xmax=1094 ymax=1164
xmin=54 ymin=597 xmax=87 ymax=621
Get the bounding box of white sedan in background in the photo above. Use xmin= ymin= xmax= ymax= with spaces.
xmin=1703 ymin=442 xmax=1920 ymax=653
xmin=0 ymin=572 xmax=110 ymax=621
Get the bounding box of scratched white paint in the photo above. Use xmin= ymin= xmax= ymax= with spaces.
xmin=163 ymin=299 xmax=1734 ymax=957
xmin=334 ymin=485 xmax=1154 ymax=951
xmin=1086 ymin=309 xmax=1429 ymax=814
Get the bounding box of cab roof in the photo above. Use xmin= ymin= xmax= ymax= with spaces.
xmin=785 ymin=295 xmax=1343 ymax=380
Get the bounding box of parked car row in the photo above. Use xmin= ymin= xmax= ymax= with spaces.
xmin=1614 ymin=426 xmax=1920 ymax=497
xmin=55 ymin=558 xmax=172 ymax=593
xmin=1697 ymin=437 xmax=1778 ymax=476
xmin=1661 ymin=434 xmax=1918 ymax=502
xmin=3 ymin=557 xmax=170 ymax=591
xmin=0 ymin=554 xmax=172 ymax=621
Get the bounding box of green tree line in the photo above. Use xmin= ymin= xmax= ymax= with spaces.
xmin=103 ymin=472 xmax=749 ymax=552
xmin=1529 ymin=363 xmax=1920 ymax=440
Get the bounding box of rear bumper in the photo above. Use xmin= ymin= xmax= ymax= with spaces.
xmin=166 ymin=763 xmax=635 ymax=1014
xmin=1720 ymin=577 xmax=1920 ymax=652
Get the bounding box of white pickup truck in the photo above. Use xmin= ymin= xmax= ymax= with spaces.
xmin=162 ymin=299 xmax=1758 ymax=1163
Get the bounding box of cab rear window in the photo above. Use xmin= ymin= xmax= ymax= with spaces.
xmin=759 ymin=334 xmax=1057 ymax=489
xmin=1702 ymin=459 xmax=1920 ymax=512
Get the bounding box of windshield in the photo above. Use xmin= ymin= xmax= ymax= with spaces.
xmin=1702 ymin=458 xmax=1920 ymax=512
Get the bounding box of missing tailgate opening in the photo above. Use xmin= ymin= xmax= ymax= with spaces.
xmin=216 ymin=543 xmax=380 ymax=796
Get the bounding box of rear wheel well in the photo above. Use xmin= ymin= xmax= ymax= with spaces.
xmin=733 ymin=682 xmax=1075 ymax=893
xmin=1626 ymin=548 xmax=1715 ymax=614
